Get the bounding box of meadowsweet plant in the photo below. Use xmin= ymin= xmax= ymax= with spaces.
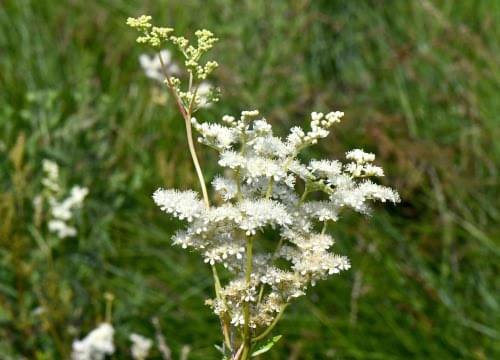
xmin=128 ymin=15 xmax=399 ymax=359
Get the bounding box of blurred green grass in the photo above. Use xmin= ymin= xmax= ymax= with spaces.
xmin=1 ymin=0 xmax=499 ymax=358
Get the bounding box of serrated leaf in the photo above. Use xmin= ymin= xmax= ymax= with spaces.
xmin=251 ymin=335 xmax=282 ymax=357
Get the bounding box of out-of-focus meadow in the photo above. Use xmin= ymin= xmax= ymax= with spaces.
xmin=1 ymin=0 xmax=499 ymax=358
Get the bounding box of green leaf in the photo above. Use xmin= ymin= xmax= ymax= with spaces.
xmin=214 ymin=344 xmax=225 ymax=354
xmin=251 ymin=335 xmax=282 ymax=357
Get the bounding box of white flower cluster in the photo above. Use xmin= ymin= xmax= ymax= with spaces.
xmin=40 ymin=160 xmax=88 ymax=239
xmin=130 ymin=333 xmax=153 ymax=360
xmin=72 ymin=323 xmax=115 ymax=360
xmin=153 ymin=110 xmax=400 ymax=330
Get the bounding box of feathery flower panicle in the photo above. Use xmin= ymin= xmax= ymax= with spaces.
xmin=153 ymin=189 xmax=205 ymax=222
xmin=150 ymin=107 xmax=399 ymax=336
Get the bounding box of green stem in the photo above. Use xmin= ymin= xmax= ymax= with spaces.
xmin=265 ymin=178 xmax=274 ymax=199
xmin=212 ymin=266 xmax=232 ymax=351
xmin=257 ymin=284 xmax=265 ymax=305
xmin=184 ymin=116 xmax=210 ymax=208
xmin=252 ymin=304 xmax=288 ymax=342
xmin=158 ymin=54 xmax=210 ymax=208
xmin=242 ymin=237 xmax=254 ymax=358
xmin=300 ymin=186 xmax=309 ymax=204
xmin=321 ymin=220 xmax=328 ymax=235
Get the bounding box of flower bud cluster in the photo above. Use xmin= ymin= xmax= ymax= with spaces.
xmin=128 ymin=16 xmax=219 ymax=112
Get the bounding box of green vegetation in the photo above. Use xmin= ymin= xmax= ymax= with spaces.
xmin=1 ymin=0 xmax=498 ymax=359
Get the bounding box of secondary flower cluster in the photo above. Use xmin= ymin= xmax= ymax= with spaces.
xmin=128 ymin=16 xmax=219 ymax=112
xmin=153 ymin=110 xmax=399 ymax=329
xmin=39 ymin=160 xmax=88 ymax=239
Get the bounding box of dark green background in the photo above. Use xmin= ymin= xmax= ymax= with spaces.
xmin=1 ymin=0 xmax=499 ymax=359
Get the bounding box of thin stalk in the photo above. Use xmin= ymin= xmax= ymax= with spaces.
xmin=232 ymin=343 xmax=244 ymax=360
xmin=321 ymin=221 xmax=328 ymax=235
xmin=235 ymin=169 xmax=243 ymax=201
xmin=265 ymin=178 xmax=274 ymax=199
xmin=241 ymin=237 xmax=254 ymax=359
xmin=299 ymin=186 xmax=309 ymax=204
xmin=158 ymin=54 xmax=210 ymax=208
xmin=213 ymin=265 xmax=232 ymax=351
xmin=105 ymin=295 xmax=114 ymax=323
xmin=183 ymin=116 xmax=210 ymax=208
xmin=157 ymin=53 xmax=229 ymax=351
xmin=257 ymin=284 xmax=265 ymax=305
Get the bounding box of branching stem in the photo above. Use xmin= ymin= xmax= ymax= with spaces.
xmin=158 ymin=54 xmax=210 ymax=209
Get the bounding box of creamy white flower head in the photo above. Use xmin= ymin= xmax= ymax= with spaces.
xmin=251 ymin=136 xmax=290 ymax=158
xmin=238 ymin=199 xmax=291 ymax=235
xmin=212 ymin=176 xmax=238 ymax=201
xmin=192 ymin=118 xmax=236 ymax=150
xmin=130 ymin=333 xmax=153 ymax=360
xmin=252 ymin=119 xmax=272 ymax=134
xmin=218 ymin=150 xmax=246 ymax=169
xmin=309 ymin=159 xmax=343 ymax=181
xmin=363 ymin=164 xmax=384 ymax=177
xmin=358 ymin=180 xmax=400 ymax=203
xmin=346 ymin=149 xmax=376 ymax=164
xmin=303 ymin=201 xmax=339 ymax=222
xmin=72 ymin=323 xmax=115 ymax=360
xmin=153 ymin=189 xmax=205 ymax=222
xmin=243 ymin=156 xmax=286 ymax=183
xmin=203 ymin=243 xmax=245 ymax=266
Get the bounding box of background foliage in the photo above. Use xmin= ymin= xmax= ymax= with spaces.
xmin=1 ymin=0 xmax=499 ymax=359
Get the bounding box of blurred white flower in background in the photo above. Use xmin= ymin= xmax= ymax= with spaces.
xmin=130 ymin=333 xmax=153 ymax=360
xmin=48 ymin=219 xmax=77 ymax=238
xmin=139 ymin=49 xmax=180 ymax=82
xmin=138 ymin=50 xmax=215 ymax=108
xmin=71 ymin=323 xmax=115 ymax=360
xmin=42 ymin=159 xmax=60 ymax=192
xmin=41 ymin=160 xmax=89 ymax=239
